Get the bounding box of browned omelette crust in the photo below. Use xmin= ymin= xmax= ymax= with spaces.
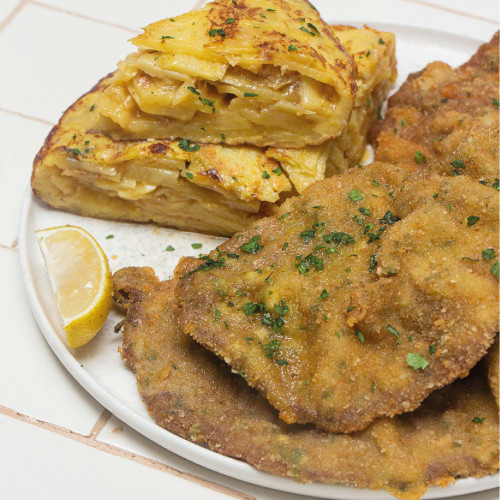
xmin=174 ymin=161 xmax=499 ymax=433
xmin=113 ymin=267 xmax=499 ymax=500
xmin=370 ymin=32 xmax=499 ymax=183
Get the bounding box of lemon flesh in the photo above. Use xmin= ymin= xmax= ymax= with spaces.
xmin=36 ymin=225 xmax=112 ymax=348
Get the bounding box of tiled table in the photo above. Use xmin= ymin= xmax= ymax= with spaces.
xmin=0 ymin=1 xmax=498 ymax=499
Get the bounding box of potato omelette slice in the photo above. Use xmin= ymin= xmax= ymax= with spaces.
xmin=174 ymin=163 xmax=499 ymax=433
xmin=97 ymin=0 xmax=356 ymax=148
xmin=114 ymin=266 xmax=499 ymax=500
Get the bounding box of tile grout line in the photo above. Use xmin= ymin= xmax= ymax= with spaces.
xmin=0 ymin=107 xmax=54 ymax=127
xmin=401 ymin=0 xmax=498 ymax=25
xmin=0 ymin=1 xmax=26 ymax=34
xmin=27 ymin=0 xmax=138 ymax=34
xmin=0 ymin=404 xmax=255 ymax=500
xmin=88 ymin=409 xmax=112 ymax=439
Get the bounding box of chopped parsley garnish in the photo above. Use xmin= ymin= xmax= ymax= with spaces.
xmin=355 ymin=329 xmax=365 ymax=343
xmin=414 ymin=151 xmax=426 ymax=164
xmin=369 ymin=254 xmax=377 ymax=272
xmin=300 ymin=26 xmax=315 ymax=36
xmin=261 ymin=339 xmax=281 ymax=358
xmin=378 ymin=37 xmax=386 ymax=44
xmin=429 ymin=345 xmax=436 ymax=356
xmin=288 ymin=44 xmax=298 ymax=51
xmin=208 ymin=28 xmax=226 ymax=38
xmin=274 ymin=300 xmax=289 ymax=316
xmin=240 ymin=235 xmax=264 ymax=254
xmin=386 ymin=325 xmax=400 ymax=338
xmin=300 ymin=227 xmax=316 ymax=242
xmin=493 ymin=98 xmax=499 ymax=106
xmin=494 ymin=178 xmax=500 ymax=191
xmin=323 ymin=231 xmax=355 ymax=245
xmin=105 ymin=234 xmax=114 ymax=240
xmin=406 ymin=353 xmax=429 ymax=371
xmin=214 ymin=309 xmax=221 ymax=319
xmin=244 ymin=92 xmax=258 ymax=97
xmin=241 ymin=302 xmax=264 ymax=315
xmin=472 ymin=417 xmax=485 ymax=423
xmin=89 ymin=105 xmax=95 ymax=112
xmin=366 ymin=226 xmax=386 ymax=243
xmin=199 ymin=96 xmax=215 ymax=111
xmin=432 ymin=192 xmax=439 ymax=199
xmin=279 ymin=212 xmax=291 ymax=220
xmin=306 ymin=253 xmax=323 ymax=270
xmin=191 ymin=243 xmax=202 ymax=249
xmin=318 ymin=289 xmax=329 ymax=300
xmin=467 ymin=215 xmax=480 ymax=226
xmin=262 ymin=170 xmax=270 ymax=179
xmin=272 ymin=167 xmax=283 ymax=176
xmin=282 ymin=242 xmax=289 ymax=250
xmin=185 ymin=172 xmax=194 ymax=180
xmin=483 ymin=248 xmax=496 ymax=261
xmin=380 ymin=210 xmax=401 ymax=225
xmin=451 ymin=159 xmax=465 ymax=169
xmin=267 ymin=8 xmax=276 ymax=11
xmin=165 ymin=245 xmax=175 ymax=251
xmin=366 ymin=97 xmax=371 ymax=107
xmin=178 ymin=138 xmax=200 ymax=152
xmin=161 ymin=35 xmax=174 ymax=39
xmin=187 ymin=86 xmax=200 ymax=95
xmin=70 ymin=148 xmax=81 ymax=156
xmin=181 ymin=257 xmax=225 ymax=278
xmin=225 ymin=18 xmax=235 ymax=23
xmin=359 ymin=207 xmax=371 ymax=216
xmin=491 ymin=261 xmax=499 ymax=279
xmin=307 ymin=22 xmax=320 ymax=34
xmin=348 ymin=189 xmax=363 ymax=201
xmin=377 ymin=106 xmax=383 ymax=120
xmin=401 ymin=119 xmax=406 ymax=126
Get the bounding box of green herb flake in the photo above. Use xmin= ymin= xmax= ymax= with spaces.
xmin=467 ymin=215 xmax=480 ymax=226
xmin=355 ymin=329 xmax=365 ymax=343
xmin=366 ymin=97 xmax=371 ymax=107
xmin=432 ymin=192 xmax=439 ymax=199
xmin=274 ymin=300 xmax=290 ymax=316
xmin=401 ymin=119 xmax=406 ymax=127
xmin=208 ymin=28 xmax=226 ymax=38
xmin=288 ymin=44 xmax=298 ymax=51
xmin=494 ymin=178 xmax=500 ymax=191
xmin=378 ymin=37 xmax=386 ymax=44
xmin=244 ymin=92 xmax=258 ymax=97
xmin=472 ymin=417 xmax=485 ymax=423
xmin=307 ymin=22 xmax=320 ymax=34
xmin=406 ymin=353 xmax=429 ymax=371
xmin=272 ymin=167 xmax=283 ymax=176
xmin=165 ymin=245 xmax=175 ymax=251
xmin=181 ymin=257 xmax=225 ymax=278
xmin=191 ymin=243 xmax=202 ymax=249
xmin=185 ymin=172 xmax=194 ymax=180
xmin=187 ymin=86 xmax=200 ymax=95
xmin=451 ymin=159 xmax=466 ymax=169
xmin=429 ymin=345 xmax=436 ymax=356
xmin=300 ymin=26 xmax=315 ymax=36
xmin=178 ymin=138 xmax=200 ymax=152
xmin=161 ymin=35 xmax=174 ymax=39
xmin=70 ymin=148 xmax=81 ymax=156
xmin=214 ymin=309 xmax=221 ymax=320
xmin=89 ymin=104 xmax=95 ymax=112
xmin=105 ymin=234 xmax=114 ymax=240
xmin=226 ymin=18 xmax=235 ymax=23
xmin=386 ymin=324 xmax=400 ymax=338
xmin=279 ymin=212 xmax=291 ymax=220
xmin=380 ymin=210 xmax=401 ymax=225
xmin=240 ymin=235 xmax=264 ymax=254
xmin=241 ymin=302 xmax=264 ymax=315
xmin=493 ymin=98 xmax=499 ymax=106
xmin=324 ymin=231 xmax=355 ymax=245
xmin=414 ymin=151 xmax=426 ymax=164
xmin=482 ymin=248 xmax=496 ymax=261
xmin=359 ymin=207 xmax=371 ymax=216
xmin=300 ymin=227 xmax=316 ymax=243
xmin=348 ymin=189 xmax=363 ymax=202
xmin=369 ymin=254 xmax=377 ymax=272
xmin=282 ymin=242 xmax=289 ymax=251
xmin=491 ymin=261 xmax=499 ymax=279
xmin=318 ymin=289 xmax=329 ymax=300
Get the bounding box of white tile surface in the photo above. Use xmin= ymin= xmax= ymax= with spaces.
xmin=98 ymin=416 xmax=320 ymax=500
xmin=0 ymin=413 xmax=229 ymax=500
xmin=0 ymin=3 xmax=132 ymax=123
xmin=0 ymin=249 xmax=103 ymax=434
xmin=0 ymin=0 xmax=18 ymax=25
xmin=36 ymin=0 xmax=202 ymax=32
xmin=0 ymin=111 xmax=51 ymax=247
xmin=313 ymin=0 xmax=496 ymax=40
xmin=429 ymin=0 xmax=499 ymax=20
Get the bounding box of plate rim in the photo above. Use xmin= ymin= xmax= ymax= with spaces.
xmin=18 ymin=21 xmax=499 ymax=500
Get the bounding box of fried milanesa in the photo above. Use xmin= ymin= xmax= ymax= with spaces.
xmin=486 ymin=336 xmax=499 ymax=407
xmin=370 ymin=32 xmax=499 ymax=183
xmin=174 ymin=162 xmax=499 ymax=433
xmin=113 ymin=267 xmax=499 ymax=500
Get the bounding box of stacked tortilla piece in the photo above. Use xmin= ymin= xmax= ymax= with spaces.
xmin=32 ymin=0 xmax=396 ymax=235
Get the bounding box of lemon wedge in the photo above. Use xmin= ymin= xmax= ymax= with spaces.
xmin=36 ymin=225 xmax=112 ymax=348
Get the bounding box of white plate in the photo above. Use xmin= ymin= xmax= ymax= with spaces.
xmin=19 ymin=23 xmax=499 ymax=500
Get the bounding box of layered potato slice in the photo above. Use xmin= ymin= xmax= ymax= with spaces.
xmin=32 ymin=25 xmax=395 ymax=236
xmin=268 ymin=25 xmax=396 ymax=192
xmin=97 ymin=0 xmax=356 ymax=147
